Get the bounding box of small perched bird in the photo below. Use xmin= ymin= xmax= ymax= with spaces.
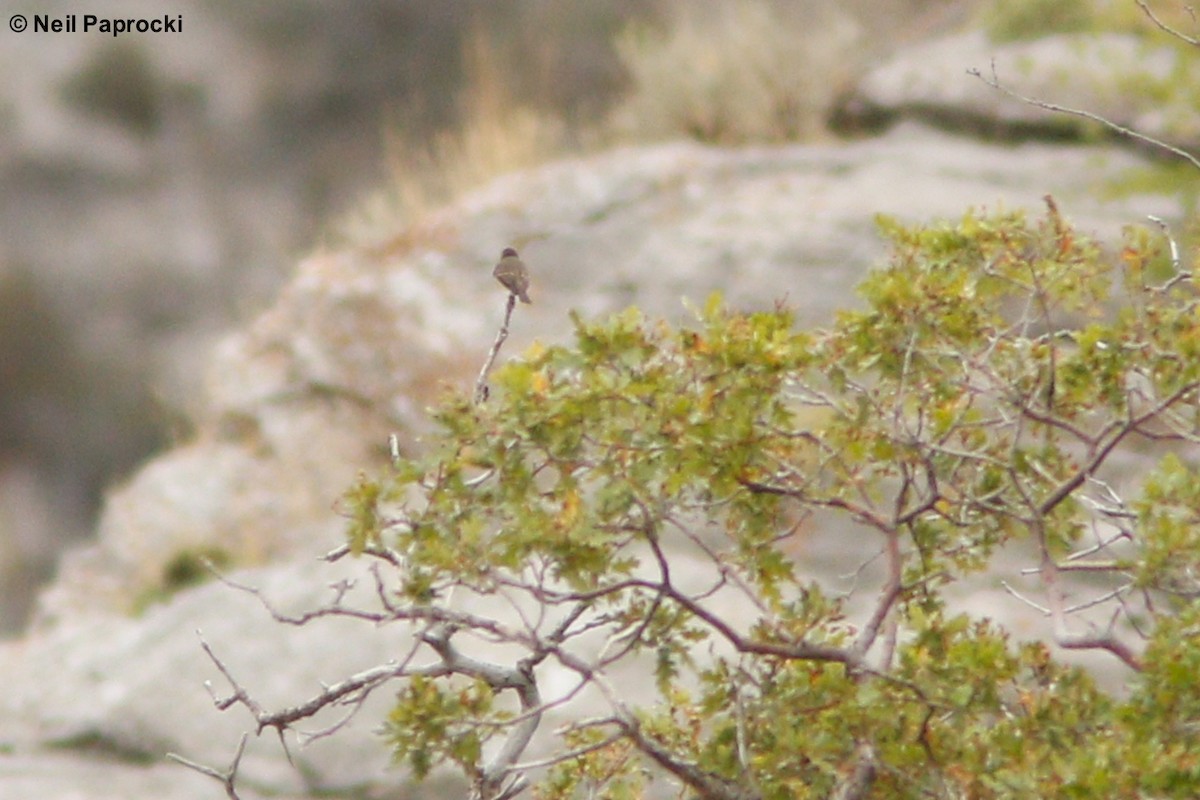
xmin=493 ymin=247 xmax=531 ymax=304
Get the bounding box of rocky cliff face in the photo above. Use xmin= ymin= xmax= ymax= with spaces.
xmin=0 ymin=28 xmax=1189 ymax=800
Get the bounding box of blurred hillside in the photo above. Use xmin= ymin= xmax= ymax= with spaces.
xmin=0 ymin=0 xmax=971 ymax=631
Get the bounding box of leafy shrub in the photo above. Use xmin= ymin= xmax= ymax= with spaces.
xmin=336 ymin=204 xmax=1200 ymax=798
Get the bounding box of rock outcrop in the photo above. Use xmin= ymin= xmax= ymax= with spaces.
xmin=841 ymin=30 xmax=1200 ymax=154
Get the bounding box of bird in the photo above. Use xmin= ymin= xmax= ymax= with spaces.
xmin=493 ymin=247 xmax=531 ymax=304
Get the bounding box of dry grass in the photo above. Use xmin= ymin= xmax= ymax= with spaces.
xmin=337 ymin=27 xmax=568 ymax=248
xmin=609 ymin=0 xmax=862 ymax=145
xmin=422 ymin=30 xmax=567 ymax=200
xmin=337 ymin=0 xmax=988 ymax=247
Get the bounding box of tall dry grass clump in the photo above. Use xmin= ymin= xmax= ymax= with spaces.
xmin=611 ymin=0 xmax=861 ymax=144
xmin=420 ymin=30 xmax=567 ymax=199
xmin=340 ymin=28 xmax=567 ymax=248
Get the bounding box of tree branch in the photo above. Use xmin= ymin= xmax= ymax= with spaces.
xmin=167 ymin=733 xmax=249 ymax=800
xmin=475 ymin=294 xmax=518 ymax=404
xmin=968 ymin=61 xmax=1200 ymax=171
xmin=1135 ymin=0 xmax=1200 ymax=46
xmin=421 ymin=627 xmax=543 ymax=800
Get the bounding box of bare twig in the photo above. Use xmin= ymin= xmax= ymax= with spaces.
xmin=1146 ymin=215 xmax=1193 ymax=290
xmin=1037 ymin=546 xmax=1143 ymax=671
xmin=510 ymin=725 xmax=625 ymax=772
xmin=167 ymin=733 xmax=249 ymax=800
xmin=1000 ymin=580 xmax=1051 ymax=615
xmin=196 ymin=628 xmax=422 ymax=735
xmin=851 ymin=531 xmax=902 ymax=661
xmin=204 ymin=563 xmax=389 ymax=626
xmin=197 ymin=632 xmax=264 ymax=716
xmin=1064 ymin=584 xmax=1133 ymax=615
xmin=968 ymin=61 xmax=1200 ymax=171
xmin=324 ymin=541 xmax=405 ymax=569
xmin=1136 ymin=0 xmax=1200 ymax=46
xmin=474 ymin=294 xmax=518 ymax=404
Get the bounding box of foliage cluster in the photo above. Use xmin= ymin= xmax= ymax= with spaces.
xmin=339 ymin=205 xmax=1200 ymax=799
